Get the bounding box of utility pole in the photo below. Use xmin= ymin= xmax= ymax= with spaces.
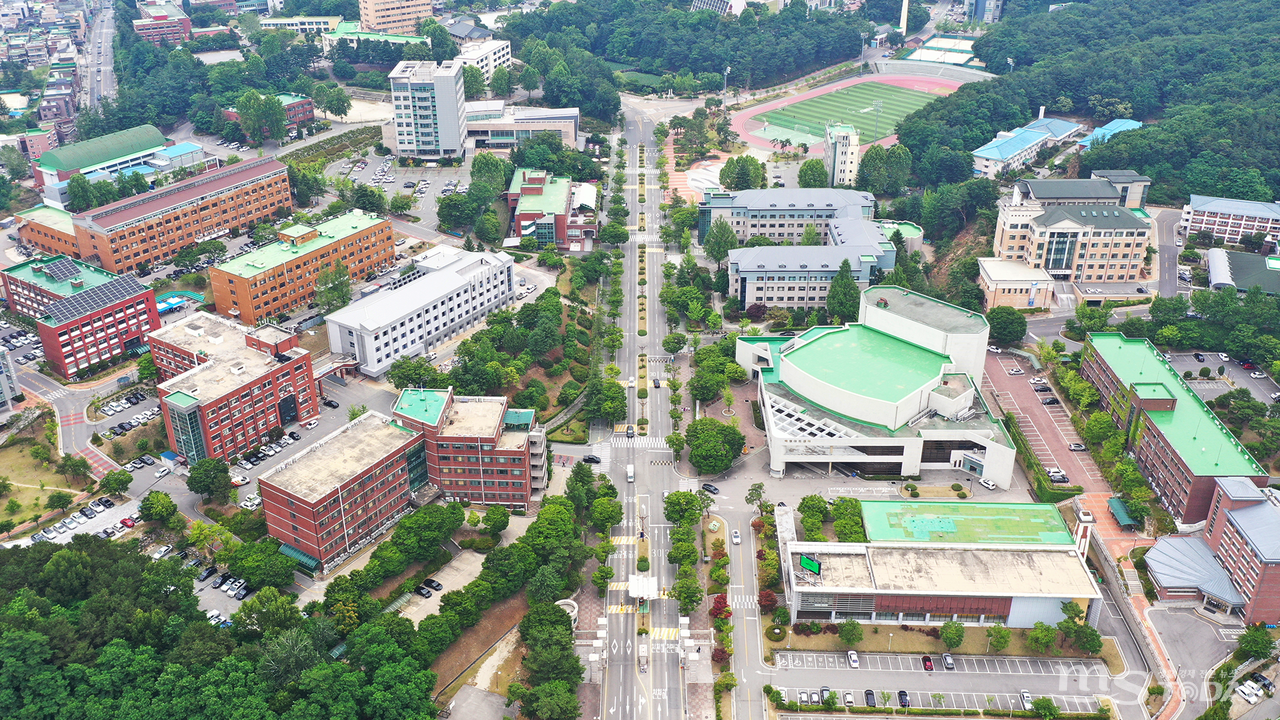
xmin=859 ymin=33 xmax=867 ymax=77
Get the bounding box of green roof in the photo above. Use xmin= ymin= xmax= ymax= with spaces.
xmin=1107 ymin=497 xmax=1138 ymax=529
xmin=861 ymin=500 xmax=1075 ymax=545
xmin=1088 ymin=333 xmax=1266 ymax=477
xmin=215 ymin=210 xmax=384 ymax=279
xmin=35 ymin=124 xmax=167 ymax=172
xmin=1134 ymin=382 xmax=1174 ymax=400
xmin=165 ymin=391 xmax=199 ymax=408
xmin=323 ymin=21 xmax=426 ymax=43
xmin=2 ymin=253 xmax=119 ymax=295
xmin=395 ymin=388 xmax=451 ymax=426
xmin=783 ymin=325 xmax=951 ymax=403
xmin=18 ymin=204 xmax=73 ymax=236
xmin=509 ymin=168 xmax=572 ymax=217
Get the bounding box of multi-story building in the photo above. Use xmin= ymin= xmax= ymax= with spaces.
xmin=991 ymin=175 xmax=1153 ymax=283
xmin=823 ymin=124 xmax=860 ymax=188
xmin=152 ymin=312 xmax=320 ymax=463
xmin=735 ymin=287 xmax=1016 ymax=483
xmin=325 ymin=246 xmax=513 ymax=377
xmin=31 ymin=124 xmax=169 ymax=188
xmin=0 ymin=255 xmax=158 ymax=378
xmin=1206 ymin=247 xmax=1280 ymax=296
xmin=964 ymin=0 xmax=1002 ymax=23
xmin=688 ymin=0 xmax=747 ymax=15
xmin=260 ymin=15 xmax=344 ymax=33
xmin=1180 ymin=195 xmax=1280 ymax=246
xmin=41 ymin=142 xmax=213 ymax=211
xmin=393 ymin=386 xmax=546 ymax=508
xmin=1144 ymin=477 xmax=1280 ymax=624
xmin=319 ymin=20 xmax=427 ymax=52
xmin=697 ymin=187 xmax=876 ymax=246
xmin=188 ymin=0 xmax=237 ymax=13
xmin=224 ymin=92 xmax=316 ymax=136
xmin=454 ymin=39 xmax=511 ymax=83
xmin=358 ymin=0 xmax=433 ymax=35
xmin=258 ymin=410 xmax=422 ymax=573
xmin=387 ymin=60 xmax=466 ymax=159
xmin=19 ymin=126 xmax=59 ymax=160
xmin=444 ymin=19 xmax=492 ymax=46
xmin=506 ymin=168 xmax=599 ymax=250
xmin=132 ymin=0 xmax=191 ymax=44
xmin=19 ymin=158 xmax=290 ymax=275
xmin=0 ymin=347 xmax=19 ymax=423
xmin=209 ymin=209 xmax=394 ymax=326
xmin=727 ymin=220 xmax=896 ymax=310
xmin=972 ymin=116 xmax=1082 ymax=179
xmin=976 ymin=257 xmax=1054 ymax=309
xmin=1081 ymin=333 xmax=1269 ymax=527
xmin=464 ymin=101 xmax=579 ymax=149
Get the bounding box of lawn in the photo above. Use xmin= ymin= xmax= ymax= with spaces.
xmin=752 ymin=82 xmax=937 ymax=144
xmin=0 ymin=442 xmax=87 ymax=527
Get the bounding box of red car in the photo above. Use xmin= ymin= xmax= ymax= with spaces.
xmin=120 ymin=518 xmax=136 ymax=528
xmin=922 ymin=655 xmax=934 ymax=671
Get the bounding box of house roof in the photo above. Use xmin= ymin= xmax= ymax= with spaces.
xmin=1188 ymin=194 xmax=1280 ymax=220
xmin=1217 ymin=476 xmax=1266 ymax=501
xmin=717 ymin=187 xmax=875 ymax=214
xmin=1023 ymin=116 xmax=1083 ymax=140
xmin=1034 ymin=205 xmax=1149 ymax=230
xmin=1020 ymin=179 xmax=1119 ymax=201
xmin=36 ymin=124 xmax=166 ymax=172
xmin=1225 ymin=490 xmax=1280 ymax=562
xmin=972 ymin=127 xmax=1048 ymax=161
xmin=1213 ymin=249 xmax=1280 ymax=295
xmin=1144 ymin=536 xmax=1245 ymax=606
xmin=446 ymin=21 xmax=492 ymax=41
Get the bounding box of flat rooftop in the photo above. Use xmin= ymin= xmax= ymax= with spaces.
xmin=783 ymin=325 xmax=951 ymax=403
xmin=2 ymin=253 xmax=118 ymax=296
xmin=861 ymin=501 xmax=1075 ymax=545
xmin=149 ymin=312 xmax=253 ymax=357
xmin=866 ymin=285 xmax=988 ymax=334
xmin=1088 ymin=333 xmax=1266 ymax=477
xmin=441 ymin=397 xmax=506 ymax=437
xmin=510 ymin=168 xmax=572 ymax=217
xmin=18 ymin=205 xmax=74 ymax=236
xmin=395 ymin=387 xmax=452 ymax=426
xmin=259 ymin=412 xmax=418 ymax=503
xmin=216 ymin=209 xmax=384 ymax=278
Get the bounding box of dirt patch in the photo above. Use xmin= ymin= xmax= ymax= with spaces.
xmin=432 ymin=592 xmax=530 ymax=695
xmin=474 ymin=627 xmax=522 ymax=692
xmin=298 ymin=323 xmax=330 ymax=357
xmin=929 ymin=223 xmax=992 ymax=290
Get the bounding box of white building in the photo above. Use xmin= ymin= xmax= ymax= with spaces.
xmin=0 ymin=347 xmax=18 ymax=423
xmin=972 ymin=116 xmax=1082 ymax=179
xmin=455 ymin=39 xmax=511 ymax=83
xmin=387 ymin=60 xmax=467 ymax=158
xmin=464 ymin=101 xmax=579 ymax=149
xmin=1180 ymin=194 xmax=1280 ymax=246
xmin=735 ymin=286 xmax=1015 ymax=484
xmin=823 ymin=124 xmax=860 ymax=188
xmin=325 ymin=247 xmax=514 ymax=377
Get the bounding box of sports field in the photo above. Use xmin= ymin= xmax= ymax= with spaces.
xmin=751 ymin=81 xmax=937 ymax=144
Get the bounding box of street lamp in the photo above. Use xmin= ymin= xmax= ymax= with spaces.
xmin=723 ymin=66 xmax=731 ymax=98
xmin=859 ymin=33 xmax=867 ymax=77
xmin=888 ymin=632 xmax=894 ymax=651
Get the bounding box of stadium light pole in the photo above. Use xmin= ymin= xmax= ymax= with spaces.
xmin=872 ymin=100 xmax=883 ymax=143
xmin=1006 ymin=56 xmax=1015 ymax=73
xmin=859 ymin=33 xmax=867 ymax=77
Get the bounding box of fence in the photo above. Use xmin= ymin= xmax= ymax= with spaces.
xmin=1087 ymin=528 xmax=1166 ymax=685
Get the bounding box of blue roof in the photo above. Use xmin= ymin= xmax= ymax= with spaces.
xmin=160 ymin=451 xmax=179 ymax=460
xmin=1024 ymin=116 xmax=1083 ymax=139
xmin=1079 ymin=119 xmax=1142 ymax=150
xmin=972 ymin=127 xmax=1049 ymax=161
xmin=1144 ymin=536 xmax=1245 ymax=606
xmin=156 ymin=142 xmax=202 ymax=158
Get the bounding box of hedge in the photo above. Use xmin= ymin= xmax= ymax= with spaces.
xmin=1003 ymin=414 xmax=1084 ymax=502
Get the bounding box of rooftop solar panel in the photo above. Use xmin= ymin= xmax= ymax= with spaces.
xmin=43 ymin=276 xmax=149 ymax=325
xmin=41 ymin=257 xmax=82 ymax=282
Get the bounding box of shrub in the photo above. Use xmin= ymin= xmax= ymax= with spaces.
xmin=905 ymin=483 xmax=918 ymax=491
xmin=637 ymin=556 xmax=650 ymax=571
xmin=712 ymin=647 xmax=729 ymax=663
xmin=910 ymin=491 xmax=920 ymax=498
xmin=459 ymin=536 xmax=499 ymax=553
xmin=957 ymin=491 xmax=968 ymax=499
xmin=570 ymin=364 xmax=590 ymax=382
xmin=765 ymin=624 xmax=787 ymax=641
xmin=638 ymin=388 xmax=649 ymax=399
xmin=951 ymin=483 xmax=964 ymax=491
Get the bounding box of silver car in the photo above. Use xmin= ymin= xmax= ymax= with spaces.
xmin=226 ymin=578 xmax=247 ymax=596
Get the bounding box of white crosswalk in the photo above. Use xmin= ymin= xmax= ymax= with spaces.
xmin=612 ymin=436 xmax=668 ymax=449
xmin=593 ymin=443 xmax=612 ymax=466
xmin=729 ymin=595 xmax=758 ymax=609
xmin=39 ymin=388 xmax=68 ymax=399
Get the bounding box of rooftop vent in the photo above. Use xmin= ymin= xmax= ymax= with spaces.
xmin=230 ymin=364 xmax=245 ymax=375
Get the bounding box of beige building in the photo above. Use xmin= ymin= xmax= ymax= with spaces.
xmin=977 ymin=257 xmax=1054 ymax=309
xmin=455 ymin=39 xmax=511 ymax=83
xmin=358 ymin=0 xmax=432 ymax=35
xmin=464 ymin=101 xmax=579 ymax=149
xmin=261 ymin=15 xmax=343 ymax=33
xmin=823 ymin=124 xmax=860 ymax=188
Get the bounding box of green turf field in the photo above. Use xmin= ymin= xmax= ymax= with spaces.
xmin=752 ymin=82 xmax=937 ymax=144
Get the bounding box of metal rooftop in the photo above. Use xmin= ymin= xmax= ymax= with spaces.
xmin=861 ymin=501 xmax=1074 ymax=545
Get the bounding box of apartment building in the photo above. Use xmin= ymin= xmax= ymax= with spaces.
xmin=727 ymin=220 xmax=896 ymax=310
xmin=454 ymin=39 xmax=511 ymax=83
xmin=1081 ymin=333 xmax=1268 ymax=527
xmin=387 ymin=60 xmax=466 ymax=158
xmin=260 ymin=15 xmax=344 ymax=33
xmin=132 ymin=0 xmax=191 ymax=44
xmin=972 ymin=116 xmax=1082 ymax=179
xmin=464 ymin=101 xmax=579 ymax=149
xmin=325 ymin=246 xmax=513 ymax=377
xmin=210 ymin=209 xmax=392 ymax=327
xmin=505 ymin=168 xmax=599 ymax=249
xmin=188 ymin=0 xmax=237 ymax=13
xmin=19 ymin=158 xmax=290 ymax=275
xmin=0 ymin=255 xmax=158 ymax=378
xmin=152 ymin=312 xmax=320 ymax=463
xmin=358 ymin=0 xmax=432 ymax=35
xmin=393 ymin=387 xmax=547 ymax=509
xmin=258 ymin=411 xmax=422 ymax=573
xmin=823 ymin=124 xmax=860 ymax=188
xmin=1180 ymin=195 xmax=1280 ymax=246
xmin=697 ymin=187 xmax=876 ymax=246
xmin=224 ymin=92 xmax=316 ymax=135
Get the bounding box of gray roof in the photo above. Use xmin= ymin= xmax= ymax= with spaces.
xmin=1034 ymin=205 xmax=1149 ymax=230
xmin=1216 ymin=476 xmax=1265 ymax=501
xmin=1091 ymin=169 xmax=1151 ymax=183
xmin=1189 ymin=194 xmax=1280 ymax=220
xmin=1144 ymin=536 xmax=1245 ymax=605
xmin=1210 ymin=249 xmax=1280 ymax=295
xmin=714 ymin=188 xmax=875 ymax=216
xmin=42 ymin=275 xmax=149 ymax=325
xmin=729 ymin=245 xmax=879 ymax=273
xmin=1227 ymin=493 xmax=1280 ymax=562
xmin=1021 ymin=179 xmax=1119 ymax=201
xmin=829 ymin=217 xmax=889 ymax=248
xmin=446 ymin=21 xmax=492 ymax=40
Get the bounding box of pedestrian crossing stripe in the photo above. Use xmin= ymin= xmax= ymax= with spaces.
xmin=611 ymin=535 xmax=638 ymax=544
xmin=608 ymin=605 xmax=637 ymax=614
xmin=608 ymin=582 xmax=629 ymax=591
xmin=648 ymin=627 xmax=680 ymax=640
xmin=650 ymin=460 xmax=674 ymax=466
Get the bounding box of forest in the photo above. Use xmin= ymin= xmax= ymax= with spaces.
xmin=895 ymin=0 xmax=1280 ymax=204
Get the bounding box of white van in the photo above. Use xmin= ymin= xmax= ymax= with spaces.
xmin=425 ymin=351 xmax=438 ymax=361
xmin=626 ymin=464 xmax=635 ymax=482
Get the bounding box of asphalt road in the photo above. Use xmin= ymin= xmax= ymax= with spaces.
xmin=85 ymin=9 xmax=116 ymax=108
xmin=1152 ymin=207 xmax=1183 ymax=299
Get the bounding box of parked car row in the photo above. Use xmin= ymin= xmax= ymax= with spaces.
xmin=413 ymin=577 xmax=444 ymax=598
xmin=235 ymin=433 xmax=301 ymax=470
xmin=209 ymin=571 xmax=254 ymax=600
xmin=99 ymin=390 xmax=148 ymax=417
xmin=29 ymin=500 xmax=126 ymax=543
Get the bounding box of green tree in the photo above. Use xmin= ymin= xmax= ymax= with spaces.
xmin=1237 ymin=625 xmax=1276 ymax=661
xmin=519 ymin=66 xmax=540 ymax=96
xmin=483 ymin=504 xmax=510 ymax=535
xmin=323 ymin=87 xmax=352 ymax=120
xmin=99 ymin=469 xmax=133 ymax=496
xmin=4 ymin=498 xmax=20 ymax=515
xmin=1081 ymin=411 xmax=1119 ymax=445
xmin=671 ymin=573 xmax=704 ymax=616
xmin=826 ymin=258 xmax=860 ymax=323
xmin=703 ymin=216 xmax=738 ymax=268
xmin=800 ymin=224 xmax=822 ymax=246
xmin=0 ymin=144 xmax=29 ymax=180
xmin=1031 ymin=698 xmax=1061 ymax=720
xmin=528 ymin=564 xmax=567 ymax=603
xmin=685 ymin=417 xmax=745 ymax=474
xmin=797 ymin=158 xmax=828 ymax=188
xmin=940 ymin=620 xmax=965 ymax=649
xmin=139 ymin=491 xmax=177 ymax=522
xmin=665 ymin=432 xmax=686 ymax=454
xmin=598 ymin=220 xmax=629 ymax=245
xmin=136 ymin=352 xmax=159 ymax=381
xmin=987 ymin=623 xmax=1012 ymax=652
xmin=0 ymin=519 xmax=14 ymax=538
xmin=236 ymin=90 xmax=266 ymax=143
xmin=232 ymin=585 xmax=304 ymax=639
xmin=347 ymin=404 xmax=368 ymax=422
xmin=987 ymin=305 xmax=1028 ymax=345
xmin=663 ymin=332 xmax=687 ymax=354
xmin=66 ymin=173 xmax=94 ymax=212
xmin=315 ymin=260 xmax=352 ymax=314
xmin=224 ymin=539 xmax=299 ymax=589
xmin=258 ymin=94 xmax=288 ymax=140
xmin=839 ymin=619 xmax=864 ymax=646
xmin=388 ymin=192 xmax=413 ymax=215
xmin=489 ymin=65 xmax=512 ymax=97
xmin=462 ymin=65 xmax=486 ymax=99
xmin=1026 ymin=621 xmax=1058 ymax=654
xmin=591 ymin=497 xmax=624 ymax=531
xmin=187 ymin=458 xmax=234 ymax=505
xmin=43 ymin=491 xmax=73 ymax=514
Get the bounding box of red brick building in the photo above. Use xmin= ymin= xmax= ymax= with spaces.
xmin=258 ymin=411 xmax=422 ymax=573
xmin=224 ymin=93 xmax=316 ymax=135
xmin=392 ymin=387 xmax=547 ymax=510
xmin=133 ymin=1 xmax=193 ymax=45
xmin=505 ymin=168 xmax=599 ymax=250
xmin=0 ymin=255 xmax=158 ymax=378
xmin=150 ymin=312 xmax=320 ymax=463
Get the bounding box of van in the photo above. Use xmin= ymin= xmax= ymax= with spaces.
xmin=626 ymin=464 xmax=635 ymax=482
xmin=425 ymin=351 xmax=438 ymax=361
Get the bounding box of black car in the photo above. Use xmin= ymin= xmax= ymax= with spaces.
xmin=93 ymin=530 xmax=109 ymax=539
xmin=30 ymin=533 xmax=46 ymax=543
xmin=1251 ymin=673 xmax=1275 ymax=693
xmin=898 ymin=691 xmax=910 ymax=708
xmin=211 ymin=572 xmax=232 ymax=589
xmin=414 ymin=585 xmax=433 ymax=598
xmin=583 ymin=454 xmax=602 ymax=464
xmin=197 ymin=566 xmax=218 ymax=582
xmin=176 ymin=549 xmax=189 ymax=561
xmin=1033 ymin=385 xmax=1052 ymax=393
xmin=1041 ymin=397 xmax=1060 ymax=405
xmin=780 ymin=330 xmax=797 ymax=336
xmin=81 ymin=506 xmax=97 ymax=518
xmin=323 ymin=399 xmax=340 ymax=409
xmin=235 ymin=586 xmax=252 ymax=600
xmin=701 ymin=483 xmax=720 ymax=495
xmin=864 ymin=690 xmax=876 ymax=707
xmin=100 ymin=497 xmax=115 ymax=508
xmin=248 ymin=455 xmax=261 ymax=466
xmin=424 ymin=578 xmax=443 ymax=591
xmin=289 ymin=431 xmax=301 ymax=441
xmin=140 ymin=456 xmax=156 ymax=466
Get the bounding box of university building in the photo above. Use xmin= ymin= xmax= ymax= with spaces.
xmin=1180 ymin=195 xmax=1280 ymax=246
xmin=357 ymin=0 xmax=433 ymax=35
xmin=386 ymin=60 xmax=467 ymax=158
xmin=505 ymin=168 xmax=599 ymax=250
xmin=697 ymin=187 xmax=876 ymax=246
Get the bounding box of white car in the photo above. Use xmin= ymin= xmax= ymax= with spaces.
xmin=1007 ymin=368 xmax=1025 ymax=376
xmin=151 ymin=544 xmax=173 ymax=559
xmin=1028 ymin=377 xmax=1048 ymax=385
xmin=1219 ymin=353 xmax=1231 ymax=362
xmin=979 ymin=478 xmax=997 ymax=491
xmin=155 ymin=467 xmax=171 ymax=479
xmin=847 ymin=651 xmax=860 ymax=668
xmin=731 ymin=529 xmax=741 ymax=545
xmin=1237 ymin=685 xmax=1261 ymax=705
xmin=987 ymin=345 xmax=1002 ymax=353
xmin=1251 ymin=371 xmax=1266 ymax=379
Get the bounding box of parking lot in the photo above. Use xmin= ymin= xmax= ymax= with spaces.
xmin=193 ymin=563 xmax=250 ymax=624
xmin=776 ymin=686 xmax=1100 ymax=714
xmin=0 ymin=324 xmax=45 ymax=366
xmin=16 ymin=496 xmax=141 ymax=547
xmin=326 ymin=156 xmax=470 ymax=232
xmin=1167 ymin=351 xmax=1280 ymax=404
xmin=774 ymin=651 xmax=1108 ymax=677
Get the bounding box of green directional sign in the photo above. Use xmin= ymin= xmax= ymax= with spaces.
xmin=799 ymin=554 xmax=821 ymax=575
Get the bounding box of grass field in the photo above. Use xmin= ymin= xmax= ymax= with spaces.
xmin=752 ymin=82 xmax=937 ymax=144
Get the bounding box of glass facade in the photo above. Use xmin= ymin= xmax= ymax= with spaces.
xmin=167 ymin=404 xmax=207 ymax=462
